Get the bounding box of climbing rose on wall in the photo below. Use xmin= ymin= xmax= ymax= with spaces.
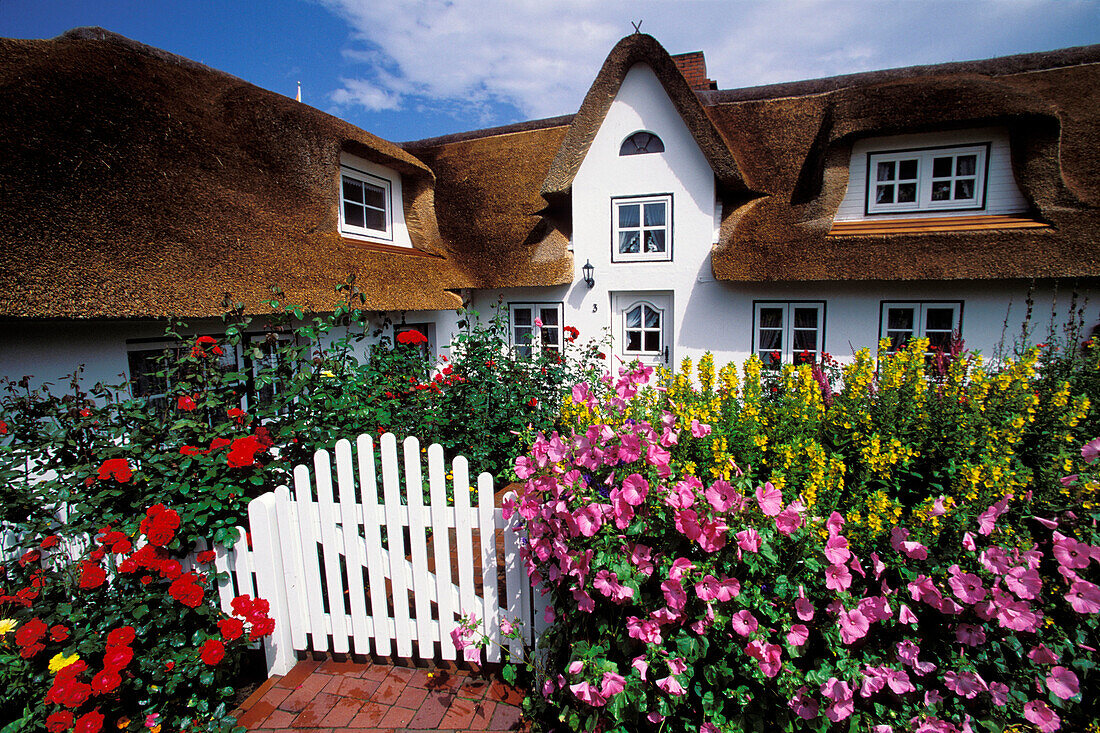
xmin=96 ymin=459 xmax=132 ymax=483
xmin=396 ymin=329 xmax=428 ymax=345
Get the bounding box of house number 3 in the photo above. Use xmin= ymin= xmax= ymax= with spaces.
xmin=592 ymin=304 xmax=598 ymax=313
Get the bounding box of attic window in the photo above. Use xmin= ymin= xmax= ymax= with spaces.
xmin=619 ymin=131 xmax=665 ymax=156
xmin=340 ymin=165 xmax=392 ymax=241
xmin=866 ymin=144 xmax=989 ymax=215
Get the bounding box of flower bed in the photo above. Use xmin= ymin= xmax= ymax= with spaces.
xmin=506 ymin=341 xmax=1100 ymax=732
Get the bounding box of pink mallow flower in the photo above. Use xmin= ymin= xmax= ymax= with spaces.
xmin=705 ymin=479 xmax=739 ymax=512
xmin=600 ymin=672 xmax=626 ymax=698
xmin=786 ymin=624 xmax=809 ymax=647
xmin=824 ymin=535 xmax=851 ymax=564
xmin=1028 ymin=644 xmax=1059 ymax=664
xmin=774 ymin=506 xmax=803 ymax=535
xmin=1024 ymin=700 xmax=1062 ymax=732
xmin=620 ymin=473 xmax=649 ymax=506
xmin=825 ymin=563 xmax=853 ymax=592
xmin=755 ymin=482 xmax=783 ymax=516
xmin=656 ymin=675 xmax=686 ymax=696
xmin=820 ymin=678 xmax=854 ymax=722
xmin=838 ymin=608 xmax=870 ymax=644
xmin=731 ymin=610 xmax=759 ymax=636
xmin=1081 ymin=437 xmax=1100 ymax=464
xmin=944 ymin=670 xmax=985 ymax=698
xmin=788 ymin=687 xmax=818 ymax=720
xmin=1046 ymin=666 xmax=1080 ymax=700
xmin=570 ymin=681 xmax=606 ymax=707
xmin=736 ymin=528 xmax=761 ymax=553
xmin=948 ymin=567 xmax=987 ymax=605
xmin=1053 ymin=535 xmax=1092 ymax=570
xmin=626 ymin=616 xmax=662 ymax=644
xmin=745 ymin=639 xmax=782 ymax=677
xmin=1005 ymin=566 xmax=1042 ymax=599
xmin=955 ymin=624 xmax=986 ymax=647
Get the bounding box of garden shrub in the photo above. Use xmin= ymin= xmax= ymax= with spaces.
xmin=504 ymin=339 xmax=1100 ymax=732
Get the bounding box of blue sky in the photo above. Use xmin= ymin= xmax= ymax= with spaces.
xmin=3 ymin=1 xmax=1098 ymax=142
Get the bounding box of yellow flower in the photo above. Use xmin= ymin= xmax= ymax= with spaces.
xmin=49 ymin=652 xmax=80 ymax=674
xmin=0 ymin=618 xmax=16 ymax=635
xmin=150 ymin=726 xmax=162 ymax=733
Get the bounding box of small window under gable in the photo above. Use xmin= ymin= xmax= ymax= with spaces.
xmin=340 ymin=165 xmax=393 ymax=241
xmin=619 ymin=130 xmax=665 ymax=156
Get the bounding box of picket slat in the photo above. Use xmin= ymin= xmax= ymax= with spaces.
xmin=274 ymin=484 xmax=309 ymax=649
xmin=404 ymin=437 xmax=434 ymax=659
xmin=294 ymin=463 xmax=329 ymax=652
xmin=453 ymin=456 xmax=477 ymax=633
xmin=478 ymin=472 xmax=501 ymax=663
xmin=314 ymin=450 xmax=350 ymax=654
xmin=336 ymin=439 xmax=371 ymax=655
xmin=356 ymin=434 xmax=392 ymax=656
xmin=428 ymin=443 xmax=456 ymax=660
xmin=381 ymin=433 xmax=413 ymax=658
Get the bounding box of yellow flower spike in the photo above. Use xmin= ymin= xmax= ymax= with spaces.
xmin=0 ymin=618 xmax=16 ymax=635
xmin=49 ymin=652 xmax=80 ymax=674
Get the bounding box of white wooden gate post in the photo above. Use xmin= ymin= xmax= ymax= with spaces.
xmin=248 ymin=492 xmax=296 ymax=676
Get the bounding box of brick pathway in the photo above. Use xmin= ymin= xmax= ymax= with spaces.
xmin=233 ymin=658 xmax=530 ymax=733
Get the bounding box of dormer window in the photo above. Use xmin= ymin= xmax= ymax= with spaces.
xmin=866 ymin=144 xmax=989 ymax=215
xmin=619 ymin=131 xmax=665 ymax=156
xmin=340 ymin=165 xmax=393 ymax=241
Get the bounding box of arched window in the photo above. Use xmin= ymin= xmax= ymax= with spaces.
xmin=619 ymin=131 xmax=665 ymax=156
xmin=624 ymin=302 xmax=663 ymax=354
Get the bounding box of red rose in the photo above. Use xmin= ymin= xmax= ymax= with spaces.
xmin=40 ymin=535 xmax=60 ymax=549
xmin=179 ymin=445 xmax=203 ymax=456
xmin=160 ymin=560 xmax=182 ymax=580
xmin=20 ymin=641 xmax=45 ymax=658
xmin=111 ymin=539 xmax=132 ymax=554
xmin=62 ymin=680 xmax=92 ymax=708
xmin=140 ymin=575 xmax=152 ymax=584
xmin=90 ymin=669 xmax=121 ymax=695
xmin=200 ymin=638 xmax=225 ymax=666
xmin=0 ymin=419 xmax=7 ymax=434
xmin=168 ymin=573 xmax=204 ymax=608
xmin=165 ymin=660 xmax=175 ymax=671
xmin=227 ymin=435 xmax=263 ymax=468
xmin=88 ymin=547 xmax=107 ymax=561
xmin=196 ymin=335 xmax=217 ymax=345
xmin=227 ymin=407 xmax=248 ymax=424
xmin=208 ymin=437 xmax=231 ymax=452
xmin=176 ymin=395 xmax=197 ymax=411
xmin=46 ymin=711 xmax=74 ymax=733
xmin=140 ymin=504 xmax=180 ymax=548
xmin=396 ymin=329 xmax=428 ymax=345
xmin=20 ymin=549 xmax=40 ymax=566
xmin=231 ymin=594 xmax=254 ymax=617
xmin=106 ymin=626 xmax=136 ymax=647
xmin=102 ymin=645 xmax=133 ymax=672
xmin=96 ymin=458 xmax=132 ymax=483
xmin=527 ymin=397 xmax=538 ymax=407
xmin=249 ymin=617 xmax=276 ymax=640
xmin=50 ymin=625 xmax=70 ymax=642
xmin=15 ymin=617 xmax=47 ymax=646
xmin=217 ymin=617 xmax=244 ymax=641
xmin=196 ymin=550 xmax=216 ymax=564
xmin=79 ymin=562 xmax=107 ymax=590
xmin=73 ymin=709 xmax=104 ymax=733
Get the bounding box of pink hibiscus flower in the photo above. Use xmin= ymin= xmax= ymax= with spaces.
xmin=620 ymin=474 xmax=649 ymax=506
xmin=786 ymin=624 xmax=809 ymax=647
xmin=731 ymin=610 xmax=759 ymax=636
xmin=1046 ymin=666 xmax=1080 ymax=700
xmin=704 ymin=479 xmax=739 ymax=512
xmin=755 ymin=482 xmax=783 ymax=516
xmin=839 ymin=608 xmax=870 ymax=644
xmin=1023 ymin=700 xmax=1061 ymax=732
xmin=824 ymin=535 xmax=851 ymax=564
xmin=825 ymin=563 xmax=853 ymax=592
xmin=736 ymin=528 xmax=761 ymax=553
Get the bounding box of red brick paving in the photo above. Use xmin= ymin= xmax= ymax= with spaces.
xmin=233 ymin=658 xmax=530 ymax=732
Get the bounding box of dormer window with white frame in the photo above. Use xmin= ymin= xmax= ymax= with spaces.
xmin=612 ymin=194 xmax=672 ymax=262
xmin=340 ymin=165 xmax=393 ymax=241
xmin=866 ymin=143 xmax=989 ymax=215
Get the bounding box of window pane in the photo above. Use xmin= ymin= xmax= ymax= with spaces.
xmin=931 ymin=181 xmax=951 ymax=201
xmin=792 ymin=329 xmax=817 ymax=351
xmin=513 ymin=308 xmax=532 ymax=326
xmin=759 ymin=307 xmax=783 ymax=329
xmin=363 ymin=184 xmax=385 ymax=209
xmin=954 ymin=179 xmax=974 ymax=200
xmin=514 ymin=326 xmax=532 ymax=344
xmin=758 ymin=329 xmax=782 ymax=351
xmin=626 ymin=331 xmax=641 ymax=351
xmin=539 ymin=308 xmax=559 ymax=326
xmin=898 ymin=159 xmax=918 ymax=180
xmin=342 ymin=177 xmax=364 ymax=203
xmin=645 ymin=230 xmax=665 ymax=252
xmin=956 ymin=155 xmax=976 ymax=176
xmin=793 ymin=307 xmax=818 ymax=329
xmin=618 ymin=204 xmax=640 ymax=228
xmin=876 ymin=185 xmax=894 ymax=204
xmin=925 ymin=307 xmax=955 ymax=331
xmin=343 ymin=202 xmax=365 ymax=228
xmin=932 ymin=157 xmax=953 ymax=177
xmin=626 ymin=306 xmax=641 ymax=328
xmin=644 ymin=306 xmax=660 ymax=328
xmin=928 ymin=331 xmax=952 ymax=350
xmin=644 ymin=332 xmax=661 ymax=352
xmin=363 ymin=208 xmax=385 ymax=231
xmin=541 ymin=327 xmax=559 ymax=346
xmin=643 ymin=202 xmax=665 ymax=226
xmin=888 ymin=333 xmax=911 ymax=351
xmin=876 ymin=161 xmax=895 ymax=182
xmin=794 ymin=350 xmax=816 ymax=365
xmin=887 ymin=308 xmax=915 ymax=330
xmin=897 ymin=183 xmax=917 ymax=203
xmin=619 ymin=231 xmax=640 ymax=254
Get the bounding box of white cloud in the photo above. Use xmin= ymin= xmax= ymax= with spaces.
xmin=318 ymin=0 xmax=1100 ymax=126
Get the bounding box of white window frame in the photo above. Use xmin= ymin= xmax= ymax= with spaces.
xmin=866 ymin=144 xmax=990 ymax=215
xmin=879 ymin=301 xmax=963 ymax=355
xmin=611 ymin=194 xmax=673 ymax=263
xmin=509 ymin=303 xmax=564 ymax=358
xmin=752 ymin=301 xmax=825 ymax=368
xmin=619 ymin=130 xmax=665 ymax=156
xmin=339 ymin=164 xmax=393 ymax=241
xmin=621 ymin=300 xmax=667 ymax=359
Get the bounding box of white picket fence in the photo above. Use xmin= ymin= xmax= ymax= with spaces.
xmin=2 ymin=432 xmax=544 ymax=678
xmin=248 ymin=432 xmax=543 ymax=675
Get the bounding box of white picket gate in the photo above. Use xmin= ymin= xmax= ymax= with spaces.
xmin=247 ymin=432 xmax=538 ymax=676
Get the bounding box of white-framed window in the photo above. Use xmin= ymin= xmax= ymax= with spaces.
xmin=126 ymin=336 xmax=238 ymax=409
xmin=394 ymin=323 xmax=436 ymax=358
xmin=622 ymin=301 xmax=665 ymax=357
xmin=880 ymin=302 xmax=962 ymax=354
xmin=866 ymin=144 xmax=989 ymax=215
xmin=509 ymin=303 xmax=563 ymax=358
xmin=339 ymin=165 xmax=393 ymax=241
xmin=612 ymin=194 xmax=672 ymax=262
xmin=753 ymin=302 xmax=825 ymax=368
xmin=619 ymin=131 xmax=665 ymax=156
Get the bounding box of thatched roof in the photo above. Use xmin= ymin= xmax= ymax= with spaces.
xmin=413 ymin=38 xmax=1100 ymax=284
xmin=0 ymin=27 xmax=468 ymax=319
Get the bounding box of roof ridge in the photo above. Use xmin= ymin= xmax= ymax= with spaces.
xmin=401 ymin=115 xmax=574 ymax=148
xmin=58 ymin=27 xmax=248 ymax=85
xmin=701 ymin=43 xmax=1100 ymax=104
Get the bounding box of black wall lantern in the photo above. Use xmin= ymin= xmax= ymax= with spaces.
xmin=582 ymin=259 xmax=595 ymax=289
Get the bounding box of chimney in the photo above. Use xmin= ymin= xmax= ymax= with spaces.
xmin=671 ymin=51 xmax=718 ymax=91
